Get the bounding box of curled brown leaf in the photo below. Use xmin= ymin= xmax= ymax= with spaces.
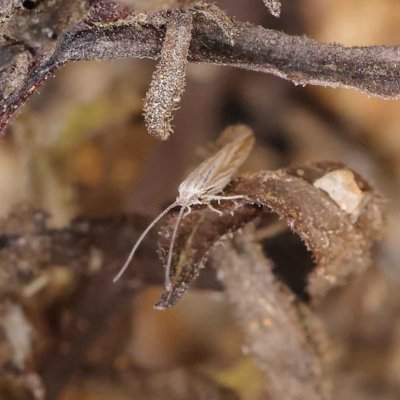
xmin=155 ymin=161 xmax=384 ymax=309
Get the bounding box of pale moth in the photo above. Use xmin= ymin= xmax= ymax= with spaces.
xmin=113 ymin=125 xmax=255 ymax=288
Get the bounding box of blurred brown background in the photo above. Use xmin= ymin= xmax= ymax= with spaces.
xmin=2 ymin=0 xmax=400 ymax=399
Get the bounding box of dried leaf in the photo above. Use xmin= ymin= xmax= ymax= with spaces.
xmin=155 ymin=205 xmax=260 ymax=309
xmin=143 ymin=10 xmax=193 ymax=140
xmin=155 ymin=162 xmax=384 ymax=309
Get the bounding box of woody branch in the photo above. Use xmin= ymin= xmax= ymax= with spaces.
xmin=1 ymin=1 xmax=400 ymax=133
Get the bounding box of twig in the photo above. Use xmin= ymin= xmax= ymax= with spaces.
xmin=2 ymin=1 xmax=400 ymax=133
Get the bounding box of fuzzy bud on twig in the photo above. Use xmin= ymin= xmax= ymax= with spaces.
xmin=143 ymin=11 xmax=193 ymax=140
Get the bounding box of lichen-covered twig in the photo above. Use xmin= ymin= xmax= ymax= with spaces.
xmin=143 ymin=10 xmax=193 ymax=140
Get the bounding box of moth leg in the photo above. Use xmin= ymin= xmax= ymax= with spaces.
xmin=205 ymin=195 xmax=249 ymax=202
xmin=183 ymin=206 xmax=192 ymax=217
xmin=205 ymin=195 xmax=249 ymax=215
xmin=231 ymin=200 xmax=248 ymax=214
xmin=206 ymin=202 xmax=223 ymax=216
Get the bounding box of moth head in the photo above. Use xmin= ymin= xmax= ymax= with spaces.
xmin=176 ymin=191 xmax=198 ymax=206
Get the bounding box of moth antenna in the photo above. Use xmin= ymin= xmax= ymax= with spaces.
xmin=113 ymin=202 xmax=178 ymax=282
xmin=165 ymin=205 xmax=186 ymax=290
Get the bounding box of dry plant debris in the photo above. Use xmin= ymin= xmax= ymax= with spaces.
xmin=0 ymin=159 xmax=385 ymax=399
xmin=154 ymin=161 xmax=383 ymax=400
xmin=0 ymin=205 xmax=223 ymax=399
xmin=0 ymin=1 xmax=393 ymax=399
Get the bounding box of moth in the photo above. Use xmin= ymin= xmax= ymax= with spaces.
xmin=113 ymin=125 xmax=255 ymax=288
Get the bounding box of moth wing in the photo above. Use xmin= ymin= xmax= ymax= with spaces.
xmin=179 ymin=126 xmax=255 ymax=196
xmin=217 ymin=124 xmax=253 ymax=147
